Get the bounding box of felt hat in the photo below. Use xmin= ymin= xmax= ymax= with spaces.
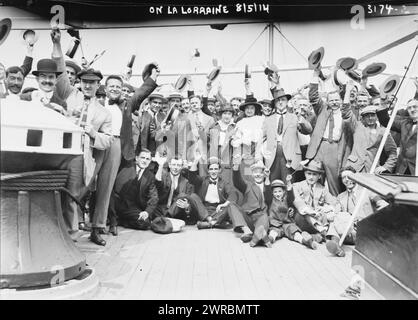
xmin=271 ymin=179 xmax=286 ymax=188
xmin=308 ymin=47 xmax=324 ymax=69
xmin=174 ymin=74 xmax=188 ymax=91
xmin=142 ymin=62 xmax=159 ymax=81
xmin=360 ymin=105 xmax=377 ymax=116
xmin=150 ymin=217 xmax=185 ymax=234
xmin=207 ymin=97 xmax=216 ymax=104
xmin=271 ymin=88 xmax=292 ymax=107
xmin=302 ymin=160 xmax=325 ymax=174
xmin=0 ymin=18 xmax=12 ymax=46
xmin=336 ymin=57 xmax=358 ymax=71
xmin=239 ymin=98 xmax=262 ymax=113
xmin=122 ymin=82 xmax=135 ymax=92
xmin=32 ymin=59 xmax=62 ymax=76
xmin=65 ymin=60 xmax=81 ymax=74
xmin=77 ymin=68 xmax=103 ymax=81
xmin=379 ymin=75 xmax=400 ymax=97
xmin=362 ymin=62 xmax=386 ymax=78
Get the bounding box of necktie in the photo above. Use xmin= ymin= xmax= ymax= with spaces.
xmin=309 ymin=185 xmax=315 ymax=208
xmin=348 ymin=191 xmax=356 ymax=214
xmin=328 ymin=111 xmax=335 ymax=141
xmin=277 ymin=113 xmax=284 ymax=135
xmin=167 ymin=176 xmax=177 ymax=208
xmin=78 ymin=98 xmax=93 ymax=185
xmin=137 ymin=168 xmax=142 ymax=181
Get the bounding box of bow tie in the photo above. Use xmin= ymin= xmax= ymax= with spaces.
xmin=108 ymin=99 xmax=121 ymax=105
xmin=209 ymin=179 xmax=217 ymax=185
xmin=84 ymin=96 xmax=91 ymax=101
xmin=277 ymin=112 xmax=286 ymax=116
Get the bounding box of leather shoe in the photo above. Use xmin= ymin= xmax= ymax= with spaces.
xmin=326 ymin=240 xmax=345 ymax=257
xmin=79 ymin=222 xmax=91 ymax=232
xmin=240 ymin=233 xmax=253 ymax=243
xmin=301 ymin=231 xmax=318 ymax=250
xmin=197 ymin=221 xmax=212 ymax=230
xmin=98 ymin=227 xmax=108 ymax=235
xmin=109 ymin=225 xmax=118 ymax=236
xmin=89 ymin=228 xmax=106 ymax=246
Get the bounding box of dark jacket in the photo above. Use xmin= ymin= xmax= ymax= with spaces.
xmin=232 ymin=168 xmax=272 ymax=214
xmin=269 ymin=188 xmax=295 ymax=228
xmin=155 ymin=169 xmax=195 ymax=206
xmin=186 ymin=169 xmax=238 ymax=204
xmin=120 ymin=77 xmax=157 ymax=161
xmin=377 ymin=108 xmax=417 ymax=174
xmin=116 ymin=167 xmax=159 ymax=216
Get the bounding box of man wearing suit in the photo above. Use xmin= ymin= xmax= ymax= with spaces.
xmin=93 ymin=70 xmax=158 ymax=236
xmin=208 ymin=104 xmax=238 ymax=184
xmin=259 ymin=88 xmax=312 ymax=183
xmin=343 ymin=87 xmax=398 ymax=174
xmin=189 ymin=95 xmax=216 ymax=176
xmin=186 ymin=156 xmax=241 ymax=229
xmin=305 ymin=69 xmax=353 ymax=196
xmin=2 ymin=48 xmax=34 ymax=98
xmin=326 ymin=166 xmax=388 ymax=257
xmin=232 ymin=161 xmax=272 ymax=248
xmin=293 ymin=160 xmax=338 ymax=244
xmin=19 ymin=58 xmax=67 ymax=113
xmin=109 ymin=149 xmax=159 ymax=231
xmin=153 ymin=155 xmax=207 ymax=225
xmin=377 ymin=98 xmax=418 ymax=175
xmin=136 ymin=93 xmax=163 ymax=156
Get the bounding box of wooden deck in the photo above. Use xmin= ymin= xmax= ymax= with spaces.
xmin=75 ymin=226 xmax=382 ymax=300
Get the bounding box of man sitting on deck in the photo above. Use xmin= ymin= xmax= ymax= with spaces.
xmin=325 ymin=166 xmax=388 ymax=257
xmin=185 ymin=154 xmax=241 ymax=230
xmin=293 ymin=160 xmax=338 ymax=244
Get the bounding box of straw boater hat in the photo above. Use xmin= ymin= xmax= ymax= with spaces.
xmin=147 ymin=93 xmax=165 ymax=102
xmin=362 ymin=62 xmax=386 ymax=78
xmin=271 ymin=179 xmax=286 ymax=188
xmin=302 ymin=160 xmax=325 ymax=174
xmin=379 ymin=75 xmax=400 ymax=97
xmin=174 ymin=74 xmax=188 ymax=91
xmin=308 ymin=47 xmax=324 ymax=69
xmin=65 ymin=60 xmax=81 ymax=74
xmin=167 ymin=92 xmax=183 ymax=101
xmin=150 ymin=217 xmax=185 ymax=234
xmin=336 ymin=57 xmax=358 ymax=71
xmin=250 ymin=162 xmax=266 ymax=171
xmin=218 ymin=104 xmax=234 ymax=114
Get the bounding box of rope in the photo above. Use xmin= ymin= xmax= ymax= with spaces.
xmin=273 ymin=24 xmax=307 ymax=63
xmin=232 ymin=25 xmax=269 ymax=67
xmin=0 ymin=170 xmax=83 ymax=208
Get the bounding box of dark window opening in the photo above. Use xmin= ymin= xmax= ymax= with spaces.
xmin=26 ymin=129 xmax=43 ymax=147
xmin=63 ymin=132 xmax=72 ymax=149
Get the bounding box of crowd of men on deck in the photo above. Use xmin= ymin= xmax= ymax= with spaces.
xmin=1 ymin=28 xmax=417 ymax=258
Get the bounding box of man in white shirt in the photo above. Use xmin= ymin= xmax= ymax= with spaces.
xmin=92 ymin=75 xmax=124 ymax=237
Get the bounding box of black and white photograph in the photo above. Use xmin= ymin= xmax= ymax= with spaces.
xmin=0 ymin=0 xmax=417 ymax=305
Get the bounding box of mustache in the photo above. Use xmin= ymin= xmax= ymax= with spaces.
xmin=40 ymin=81 xmax=54 ymax=86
